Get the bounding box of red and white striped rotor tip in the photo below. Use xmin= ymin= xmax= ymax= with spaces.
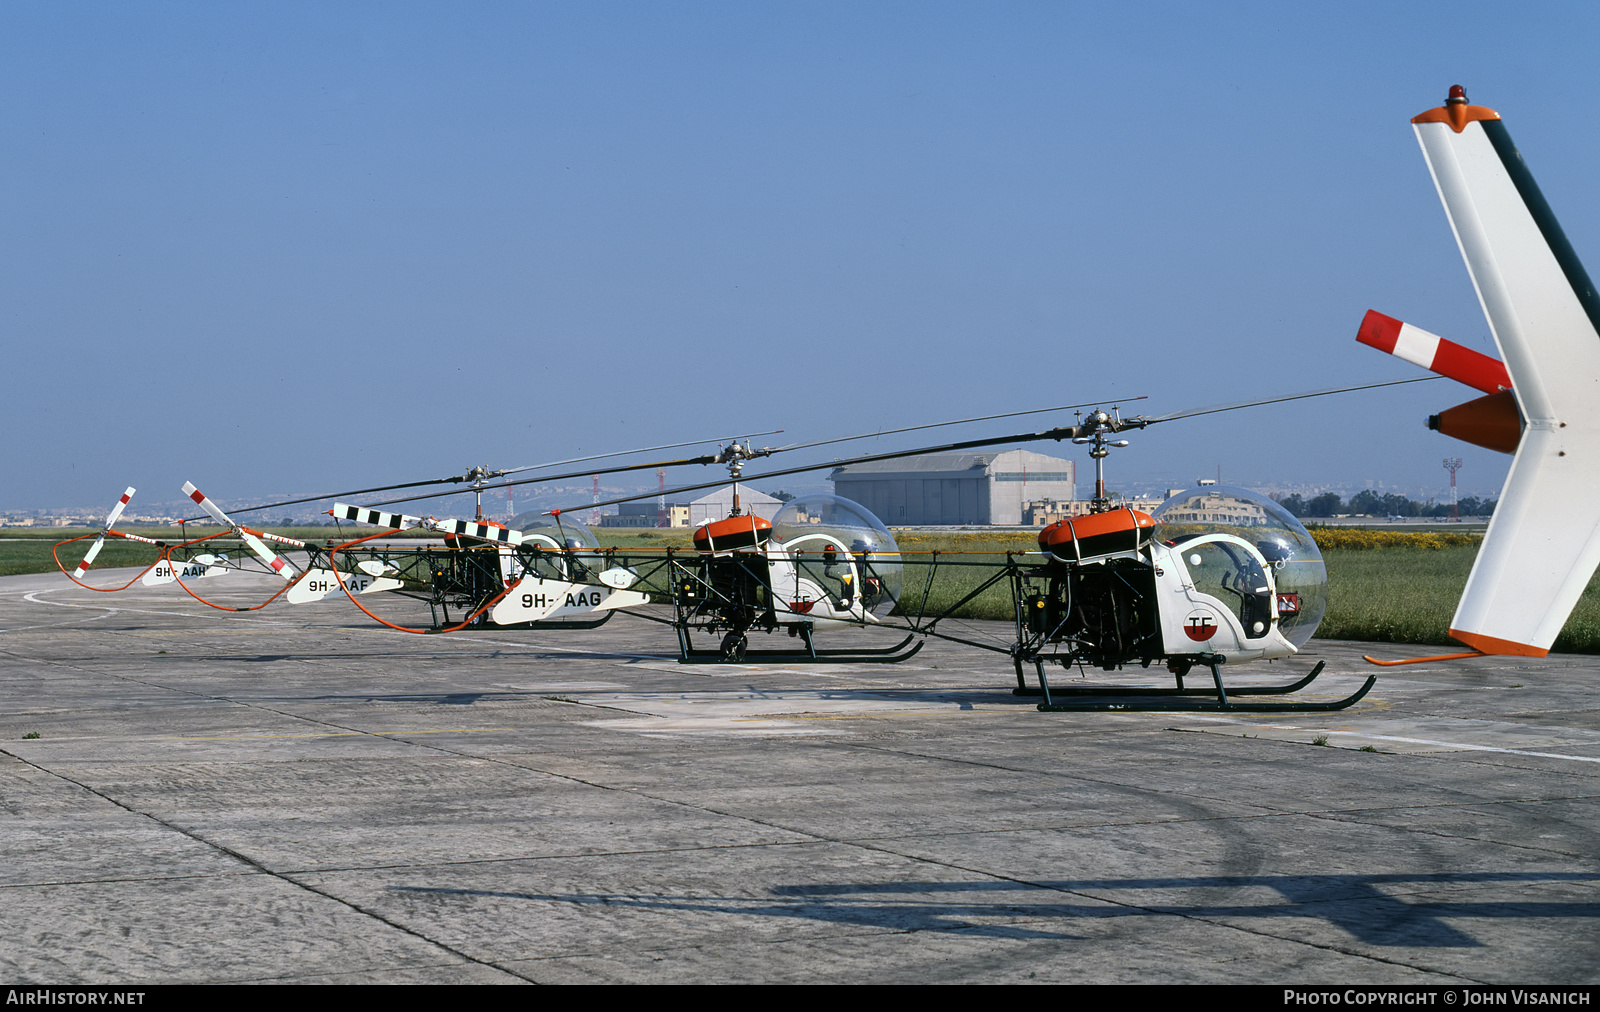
xmin=74 ymin=487 xmax=136 ymax=578
xmin=1356 ymin=309 xmax=1511 ymax=395
xmin=181 ymin=481 xmax=293 ymax=577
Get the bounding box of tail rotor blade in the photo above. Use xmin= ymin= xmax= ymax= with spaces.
xmin=104 ymin=487 xmax=135 ymax=530
xmin=183 ymin=482 xmax=297 ymax=580
xmin=73 ymin=487 xmax=137 ymax=579
xmin=331 ymin=504 xmax=425 ymax=531
xmin=72 ymin=535 xmax=109 ymax=580
xmin=1356 ymin=310 xmax=1512 ymax=393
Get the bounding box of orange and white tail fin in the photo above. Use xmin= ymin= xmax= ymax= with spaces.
xmin=1413 ymin=86 xmax=1600 ymax=656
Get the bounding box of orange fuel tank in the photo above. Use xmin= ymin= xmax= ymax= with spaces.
xmin=1039 ymin=508 xmax=1155 ymax=563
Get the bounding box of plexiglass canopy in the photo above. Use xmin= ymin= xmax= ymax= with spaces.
xmin=1151 ymin=486 xmax=1327 ymax=648
xmin=518 ymin=515 xmax=601 ymax=553
xmin=771 ymin=494 xmax=903 ymax=615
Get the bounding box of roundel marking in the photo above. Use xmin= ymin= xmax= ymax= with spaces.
xmin=1184 ymin=610 xmax=1219 ymax=642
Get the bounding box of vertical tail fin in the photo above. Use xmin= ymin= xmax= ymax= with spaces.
xmin=1413 ymin=86 xmax=1600 ymax=654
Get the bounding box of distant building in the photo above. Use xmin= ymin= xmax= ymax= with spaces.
xmin=600 ymin=487 xmax=778 ymax=528
xmin=830 ymin=449 xmax=1075 ymax=526
xmin=1022 ymin=495 xmax=1165 ymax=526
xmin=684 ymin=486 xmax=781 ymax=527
xmin=1157 ymin=490 xmax=1272 ymax=526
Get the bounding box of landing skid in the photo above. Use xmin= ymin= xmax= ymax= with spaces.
xmin=479 ymin=611 xmax=616 ymax=632
xmin=1022 ymin=660 xmax=1377 ymax=712
xmin=1014 ymin=660 xmax=1330 ymax=697
xmin=676 ymin=629 xmax=925 ymax=665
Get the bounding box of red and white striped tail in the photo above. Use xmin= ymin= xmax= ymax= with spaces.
xmin=1357 ymin=310 xmax=1512 ymax=394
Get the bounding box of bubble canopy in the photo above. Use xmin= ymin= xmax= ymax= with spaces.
xmin=518 ymin=515 xmax=601 ymax=553
xmin=772 ymin=494 xmax=897 ymax=553
xmin=1151 ymin=486 xmax=1327 ymax=648
xmin=771 ymin=494 xmax=902 ymax=614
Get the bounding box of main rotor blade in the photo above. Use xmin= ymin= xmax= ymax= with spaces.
xmin=769 ymin=397 xmax=1146 ymax=453
xmin=498 ymin=429 xmax=785 ymax=477
xmin=1139 ymin=376 xmax=1440 ymax=424
xmin=182 ymin=482 xmax=298 ymax=579
xmin=537 ymin=377 xmax=1446 ymax=516
xmin=325 ymin=378 xmax=1442 ymax=517
xmin=73 ymin=487 xmax=138 ymax=579
xmin=190 ymin=429 xmax=787 ymax=521
xmin=345 ymin=402 xmax=1143 ymax=512
xmin=541 ymin=423 xmax=1093 ymax=516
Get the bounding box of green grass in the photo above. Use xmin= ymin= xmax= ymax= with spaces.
xmin=1 ymin=536 xmax=162 ymax=579
xmin=1317 ymin=547 xmax=1477 ymax=646
xmin=0 ymin=525 xmax=366 ymax=543
xmin=1321 ymin=545 xmax=1600 ymax=652
xmin=891 ymin=532 xmax=1034 ymax=621
xmin=0 ymin=527 xmax=413 ymax=580
xmin=596 ymin=530 xmax=696 ymax=550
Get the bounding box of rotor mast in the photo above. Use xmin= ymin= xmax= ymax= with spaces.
xmin=715 ymin=440 xmax=775 ymax=518
xmin=1071 ymin=407 xmax=1141 ymax=513
xmin=459 ymin=465 xmax=505 ymax=521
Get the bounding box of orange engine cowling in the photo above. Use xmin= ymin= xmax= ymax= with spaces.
xmin=1428 ymin=389 xmax=1522 ymax=454
xmin=693 ymin=515 xmax=772 ymax=552
xmin=1038 ymin=508 xmax=1155 ymax=563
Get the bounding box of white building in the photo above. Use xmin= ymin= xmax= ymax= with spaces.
xmin=830 ymin=449 xmax=1075 ymax=526
xmin=685 ymin=486 xmax=782 ymax=527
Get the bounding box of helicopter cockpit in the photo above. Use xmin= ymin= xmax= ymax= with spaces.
xmin=519 ymin=515 xmax=604 ymax=583
xmin=1151 ymin=486 xmax=1328 ymax=655
xmin=770 ymin=494 xmax=903 ymax=620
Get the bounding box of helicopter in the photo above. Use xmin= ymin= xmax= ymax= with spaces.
xmin=53 ymin=434 xmax=788 ymax=626
xmin=663 ymin=483 xmax=915 ymax=664
xmin=987 ymin=411 xmax=1356 ymax=712
xmin=326 ymin=501 xmax=648 ymax=630
xmin=512 ymin=394 xmax=1403 ymax=710
xmin=935 ymin=84 xmax=1600 ymax=705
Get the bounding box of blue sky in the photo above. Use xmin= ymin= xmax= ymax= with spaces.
xmin=5 ymin=1 xmax=1597 ymax=515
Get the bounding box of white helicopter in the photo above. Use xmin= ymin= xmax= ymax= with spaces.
xmin=327 ymin=501 xmax=648 ymax=629
xmin=668 ymin=489 xmax=912 ymax=662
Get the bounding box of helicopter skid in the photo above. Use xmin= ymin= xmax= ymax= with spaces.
xmin=1013 ymin=660 xmax=1330 ymax=697
xmin=676 ymin=631 xmax=924 ymax=665
xmin=1025 ymin=660 xmax=1375 ymax=712
xmin=472 ymin=611 xmax=616 ymax=631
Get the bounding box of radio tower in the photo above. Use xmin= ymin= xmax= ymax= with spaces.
xmin=657 ymin=468 xmax=667 ymax=528
xmin=1442 ymin=458 xmax=1463 ymax=523
xmin=591 ymin=475 xmax=601 ymax=525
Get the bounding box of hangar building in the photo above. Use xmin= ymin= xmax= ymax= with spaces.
xmin=601 ymin=486 xmax=781 ymax=528
xmin=829 ymin=449 xmax=1075 ymax=526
